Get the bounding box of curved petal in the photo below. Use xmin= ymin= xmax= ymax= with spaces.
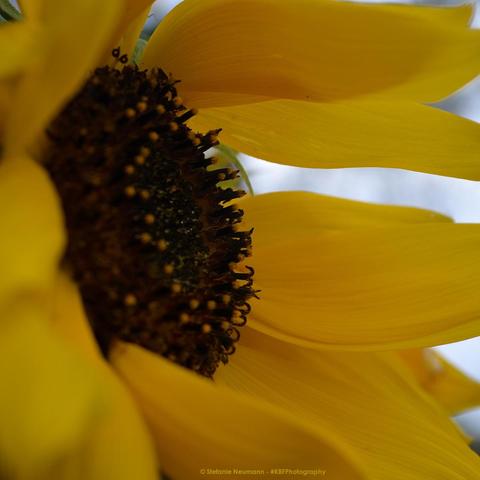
xmin=4 ymin=0 xmax=122 ymax=156
xmin=241 ymin=191 xmax=450 ymax=233
xmin=0 ymin=156 xmax=65 ymax=311
xmin=381 ymin=2 xmax=474 ymax=26
xmin=399 ymin=349 xmax=480 ymax=415
xmin=50 ymin=272 xmax=159 ymax=480
xmin=0 ymin=297 xmax=103 ymax=480
xmin=189 ymin=99 xmax=480 ymax=179
xmin=112 ymin=342 xmax=367 ymax=480
xmin=100 ymin=1 xmax=154 ymax=65
xmin=241 ymin=192 xmax=480 ymax=349
xmin=216 ymin=328 xmax=480 ymax=480
xmin=118 ymin=5 xmax=151 ymax=61
xmin=116 ymin=0 xmax=153 ymax=46
xmin=144 ymin=0 xmax=480 ymax=106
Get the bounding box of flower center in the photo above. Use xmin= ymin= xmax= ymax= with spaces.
xmin=44 ymin=57 xmax=255 ymax=377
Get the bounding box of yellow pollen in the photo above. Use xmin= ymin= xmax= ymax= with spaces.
xmin=124 ymin=185 xmax=136 ymax=197
xmin=164 ymin=263 xmax=174 ymax=275
xmin=207 ymin=300 xmax=217 ymax=310
xmin=157 ymin=239 xmax=168 ymax=251
xmin=169 ymin=122 xmax=179 ymax=132
xmin=149 ymin=131 xmax=159 ymax=142
xmin=140 ymin=232 xmax=152 ymax=244
xmin=125 ymin=108 xmax=136 ymax=118
xmin=179 ymin=313 xmax=190 ymax=324
xmin=124 ymin=293 xmax=137 ymax=306
xmin=156 ymin=104 xmax=166 ymax=114
xmin=136 ymin=101 xmax=147 ymax=112
xmin=135 ymin=155 xmax=145 ymax=165
xmin=140 ymin=147 xmax=151 ymax=157
xmin=144 ymin=214 xmax=155 ymax=225
xmin=189 ymin=299 xmax=200 ymax=310
xmin=171 ymin=282 xmax=182 ymax=294
xmin=124 ymin=165 xmax=135 ymax=175
xmin=202 ymin=324 xmax=212 ymax=334
xmin=140 ymin=189 xmax=150 ymax=200
xmin=222 ymin=294 xmax=231 ymax=304
xmin=221 ymin=321 xmax=230 ymax=330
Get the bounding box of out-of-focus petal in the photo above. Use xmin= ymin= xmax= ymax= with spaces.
xmin=51 ymin=272 xmax=159 ymax=480
xmin=112 ymin=342 xmax=367 ymax=480
xmin=0 ymin=156 xmax=64 ymax=311
xmin=5 ymin=0 xmax=122 ymax=156
xmin=400 ymin=349 xmax=480 ymax=415
xmin=216 ymin=328 xmax=480 ymax=479
xmin=0 ymin=298 xmax=103 ymax=479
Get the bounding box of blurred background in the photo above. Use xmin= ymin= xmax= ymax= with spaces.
xmin=148 ymin=0 xmax=480 ymax=443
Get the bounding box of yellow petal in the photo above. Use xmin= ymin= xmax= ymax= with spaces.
xmin=0 ymin=156 xmax=65 ymax=311
xmin=241 ymin=191 xmax=450 ymax=237
xmin=400 ymin=349 xmax=480 ymax=415
xmin=189 ymin=99 xmax=480 ymax=179
xmin=144 ymin=0 xmax=480 ymax=106
xmin=116 ymin=0 xmax=153 ymax=45
xmin=112 ymin=342 xmax=366 ymax=480
xmin=0 ymin=297 xmax=103 ymax=480
xmin=100 ymin=0 xmax=154 ymax=65
xmin=51 ymin=272 xmax=159 ymax=480
xmin=0 ymin=21 xmax=41 ymax=134
xmin=4 ymin=0 xmax=122 ymax=156
xmin=118 ymin=6 xmax=151 ymax=61
xmin=0 ymin=21 xmax=41 ymax=78
xmin=216 ymin=328 xmax=480 ymax=480
xmin=241 ymin=192 xmax=480 ymax=349
xmin=17 ymin=0 xmax=41 ymax=19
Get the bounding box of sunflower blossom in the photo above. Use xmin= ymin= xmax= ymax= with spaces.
xmin=2 ymin=1 xmax=480 ymax=479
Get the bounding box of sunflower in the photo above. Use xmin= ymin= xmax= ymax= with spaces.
xmin=2 ymin=0 xmax=480 ymax=479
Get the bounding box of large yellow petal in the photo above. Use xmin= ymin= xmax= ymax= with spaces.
xmin=0 ymin=297 xmax=103 ymax=480
xmin=112 ymin=342 xmax=366 ymax=480
xmin=189 ymin=99 xmax=480 ymax=179
xmin=0 ymin=156 xmax=64 ymax=311
xmin=400 ymin=349 xmax=480 ymax=415
xmin=143 ymin=0 xmax=480 ymax=106
xmin=50 ymin=272 xmax=158 ymax=480
xmin=241 ymin=192 xmax=480 ymax=349
xmin=4 ymin=0 xmax=122 ymax=156
xmin=216 ymin=328 xmax=480 ymax=480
